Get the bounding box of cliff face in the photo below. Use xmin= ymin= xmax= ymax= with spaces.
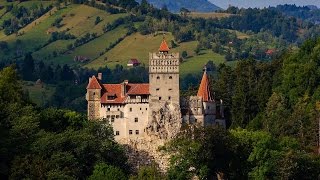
xmin=120 ymin=102 xmax=182 ymax=172
xmin=136 ymin=0 xmax=221 ymax=12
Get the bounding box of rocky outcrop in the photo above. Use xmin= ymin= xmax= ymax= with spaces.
xmin=121 ymin=102 xmax=182 ymax=172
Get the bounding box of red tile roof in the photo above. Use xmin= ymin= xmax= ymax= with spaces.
xmin=128 ymin=59 xmax=140 ymax=65
xmin=86 ymin=76 xmax=102 ymax=89
xmin=100 ymin=83 xmax=149 ymax=104
xmin=101 ymin=84 xmax=126 ymax=104
xmin=159 ymin=39 xmax=170 ymax=52
xmin=127 ymin=84 xmax=149 ymax=95
xmin=197 ymin=70 xmax=213 ymax=102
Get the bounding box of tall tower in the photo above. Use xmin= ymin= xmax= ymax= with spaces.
xmin=86 ymin=75 xmax=102 ymax=120
xmin=149 ymin=39 xmax=180 ymax=113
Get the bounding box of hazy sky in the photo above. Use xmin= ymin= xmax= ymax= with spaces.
xmin=209 ymin=0 xmax=320 ymax=9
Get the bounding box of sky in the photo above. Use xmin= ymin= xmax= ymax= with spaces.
xmin=209 ymin=0 xmax=320 ymax=9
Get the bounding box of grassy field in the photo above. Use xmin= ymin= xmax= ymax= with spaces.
xmin=48 ymin=25 xmax=128 ymax=64
xmin=86 ymin=32 xmax=227 ymax=75
xmin=23 ymin=81 xmax=55 ymax=106
xmin=227 ymin=29 xmax=251 ymax=39
xmin=180 ymin=49 xmax=226 ymax=75
xmin=47 ymin=5 xmax=127 ymax=36
xmin=0 ymin=1 xmax=53 ymax=26
xmin=1 ymin=5 xmax=76 ymax=56
xmin=85 ymin=32 xmax=177 ymax=69
xmin=188 ymin=12 xmax=233 ymax=19
xmin=0 ymin=3 xmax=128 ymax=64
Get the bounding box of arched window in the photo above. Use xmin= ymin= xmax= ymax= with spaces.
xmin=157 ymin=76 xmax=160 ymax=79
xmin=169 ymin=76 xmax=172 ymax=79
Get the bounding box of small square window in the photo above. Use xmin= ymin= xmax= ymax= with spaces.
xmin=107 ymin=115 xmax=110 ymax=118
xmin=129 ymin=130 xmax=133 ymax=135
xmin=116 ymin=115 xmax=119 ymax=118
xmin=136 ymin=130 xmax=139 ymax=135
xmin=111 ymin=116 xmax=115 ymax=122
xmin=168 ymin=96 xmax=171 ymax=100
xmin=107 ymin=108 xmax=110 ymax=111
xmin=134 ymin=118 xmax=138 ymax=122
xmin=169 ymin=76 xmax=172 ymax=79
xmin=146 ymin=108 xmax=148 ymax=110
xmin=159 ymin=97 xmax=162 ymax=100
xmin=156 ymin=88 xmax=160 ymax=91
xmin=130 ymin=108 xmax=132 ymax=112
xmin=140 ymin=108 xmax=142 ymax=110
xmin=116 ymin=131 xmax=120 ymax=136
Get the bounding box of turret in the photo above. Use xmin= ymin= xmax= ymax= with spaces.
xmin=86 ymin=75 xmax=102 ymax=120
xmin=197 ymin=66 xmax=216 ymax=125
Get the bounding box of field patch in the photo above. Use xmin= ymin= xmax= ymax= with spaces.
xmin=188 ymin=12 xmax=233 ymax=19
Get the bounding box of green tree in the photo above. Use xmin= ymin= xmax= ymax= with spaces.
xmin=89 ymin=163 xmax=127 ymax=180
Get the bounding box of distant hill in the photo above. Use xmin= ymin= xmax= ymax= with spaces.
xmin=136 ymin=0 xmax=221 ymax=12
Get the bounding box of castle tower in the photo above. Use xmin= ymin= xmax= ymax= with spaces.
xmin=149 ymin=39 xmax=180 ymax=104
xmin=86 ymin=74 xmax=102 ymax=120
xmin=148 ymin=39 xmax=180 ymax=121
xmin=197 ymin=67 xmax=216 ymax=125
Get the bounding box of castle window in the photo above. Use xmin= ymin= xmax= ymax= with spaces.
xmin=208 ymin=106 xmax=210 ymax=110
xmin=130 ymin=108 xmax=132 ymax=112
xmin=195 ymin=119 xmax=198 ymax=123
xmin=146 ymin=108 xmax=148 ymax=110
xmin=156 ymin=88 xmax=160 ymax=91
xmin=107 ymin=96 xmax=115 ymax=100
xmin=157 ymin=76 xmax=160 ymax=79
xmin=168 ymin=96 xmax=171 ymax=100
xmin=107 ymin=108 xmax=110 ymax=111
xmin=140 ymin=108 xmax=142 ymax=110
xmin=134 ymin=118 xmax=138 ymax=122
xmin=136 ymin=130 xmax=139 ymax=135
xmin=169 ymin=76 xmax=172 ymax=79
xmin=116 ymin=131 xmax=120 ymax=136
xmin=107 ymin=115 xmax=110 ymax=119
xmin=169 ymin=88 xmax=172 ymax=91
xmin=117 ymin=108 xmax=120 ymax=111
xmin=130 ymin=96 xmax=136 ymax=99
xmin=111 ymin=116 xmax=115 ymax=122
xmin=159 ymin=97 xmax=162 ymax=100
xmin=129 ymin=130 xmax=133 ymax=135
xmin=116 ymin=115 xmax=119 ymax=118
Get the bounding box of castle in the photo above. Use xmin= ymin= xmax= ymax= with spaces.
xmin=86 ymin=39 xmax=225 ymax=142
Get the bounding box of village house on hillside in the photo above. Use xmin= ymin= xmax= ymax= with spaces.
xmin=127 ymin=58 xmax=141 ymax=67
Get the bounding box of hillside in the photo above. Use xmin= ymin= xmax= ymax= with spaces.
xmin=136 ymin=0 xmax=221 ymax=12
xmin=1 ymin=0 xmax=320 ymax=78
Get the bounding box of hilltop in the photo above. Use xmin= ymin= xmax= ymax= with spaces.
xmin=136 ymin=0 xmax=221 ymax=12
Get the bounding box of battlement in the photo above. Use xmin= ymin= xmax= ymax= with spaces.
xmin=149 ymin=52 xmax=179 ymax=74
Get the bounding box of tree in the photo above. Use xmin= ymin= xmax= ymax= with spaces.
xmin=180 ymin=8 xmax=190 ymax=18
xmin=89 ymin=163 xmax=127 ymax=180
xmin=95 ymin=16 xmax=101 ymax=25
xmin=21 ymin=53 xmax=35 ymax=81
xmin=181 ymin=51 xmax=187 ymax=59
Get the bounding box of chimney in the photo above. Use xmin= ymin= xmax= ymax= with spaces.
xmin=121 ymin=80 xmax=129 ymax=97
xmin=98 ymin=73 xmax=102 ymax=80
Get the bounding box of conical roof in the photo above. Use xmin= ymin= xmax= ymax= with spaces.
xmin=197 ymin=68 xmax=213 ymax=102
xmin=159 ymin=39 xmax=170 ymax=52
xmin=86 ymin=76 xmax=102 ymax=89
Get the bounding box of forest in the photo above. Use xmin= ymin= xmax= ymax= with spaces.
xmin=1 ymin=37 xmax=320 ymax=180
